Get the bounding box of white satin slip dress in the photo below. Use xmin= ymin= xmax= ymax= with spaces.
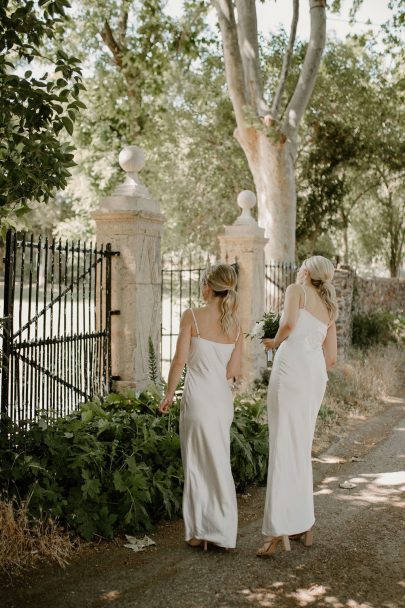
xmin=262 ymin=287 xmax=329 ymax=537
xmin=180 ymin=309 xmax=238 ymax=548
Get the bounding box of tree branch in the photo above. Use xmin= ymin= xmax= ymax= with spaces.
xmin=213 ymin=0 xmax=247 ymax=127
xmin=347 ymin=179 xmax=380 ymax=212
xmin=101 ymin=19 xmax=123 ymax=69
xmin=118 ymin=5 xmax=128 ymax=47
xmin=283 ymin=0 xmax=326 ymax=142
xmin=271 ymin=0 xmax=299 ymax=119
xmin=235 ymin=0 xmax=268 ymax=116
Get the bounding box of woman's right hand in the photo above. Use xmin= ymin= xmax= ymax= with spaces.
xmin=159 ymin=394 xmax=173 ymax=414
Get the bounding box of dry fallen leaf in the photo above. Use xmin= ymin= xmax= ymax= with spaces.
xmin=123 ymin=535 xmax=156 ymax=552
xmin=339 ymin=481 xmax=357 ymax=489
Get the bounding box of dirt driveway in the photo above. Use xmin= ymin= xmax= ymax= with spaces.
xmin=1 ymin=397 xmax=404 ymax=608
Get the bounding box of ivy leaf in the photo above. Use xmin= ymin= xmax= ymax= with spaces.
xmin=61 ymin=116 xmax=73 ymax=135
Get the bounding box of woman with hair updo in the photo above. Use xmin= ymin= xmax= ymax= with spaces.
xmin=257 ymin=255 xmax=338 ymax=558
xmin=160 ymin=264 xmax=242 ymax=551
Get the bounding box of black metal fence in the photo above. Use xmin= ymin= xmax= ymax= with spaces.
xmin=1 ymin=230 xmax=119 ymax=424
xmin=161 ymin=253 xmax=216 ymax=372
xmin=265 ymin=261 xmax=297 ymax=312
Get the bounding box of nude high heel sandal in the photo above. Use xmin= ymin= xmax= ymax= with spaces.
xmin=303 ymin=530 xmax=313 ymax=547
xmin=289 ymin=529 xmax=313 ymax=547
xmin=187 ymin=538 xmax=203 ymax=548
xmin=256 ymin=535 xmax=291 ymax=558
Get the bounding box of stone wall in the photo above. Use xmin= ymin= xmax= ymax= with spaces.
xmin=353 ymin=276 xmax=405 ymax=315
xmin=333 ymin=266 xmax=355 ymax=356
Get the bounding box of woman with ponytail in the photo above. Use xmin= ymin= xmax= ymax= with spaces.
xmin=257 ymin=256 xmax=338 ymax=558
xmin=160 ymin=264 xmax=242 ymax=551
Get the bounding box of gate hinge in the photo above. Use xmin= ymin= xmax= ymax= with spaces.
xmin=110 ymin=310 xmax=121 ymax=315
xmin=111 ymin=375 xmax=121 ymax=381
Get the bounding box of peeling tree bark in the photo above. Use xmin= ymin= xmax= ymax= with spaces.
xmin=213 ymin=0 xmax=327 ymax=262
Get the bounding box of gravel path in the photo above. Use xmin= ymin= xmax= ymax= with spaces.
xmin=2 ymin=397 xmax=404 ymax=608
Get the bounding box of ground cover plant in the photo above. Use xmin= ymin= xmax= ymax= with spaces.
xmin=0 ymin=387 xmax=268 ymax=547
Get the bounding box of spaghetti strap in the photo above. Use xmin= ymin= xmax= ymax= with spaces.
xmin=190 ymin=308 xmax=200 ymax=338
xmin=235 ymin=324 xmax=241 ymax=343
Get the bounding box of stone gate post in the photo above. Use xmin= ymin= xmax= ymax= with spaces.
xmin=218 ymin=191 xmax=268 ymax=383
xmin=92 ymin=146 xmax=164 ymax=392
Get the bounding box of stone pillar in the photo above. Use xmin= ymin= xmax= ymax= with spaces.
xmin=92 ymin=146 xmax=164 ymax=392
xmin=218 ymin=191 xmax=268 ymax=383
xmin=334 ymin=265 xmax=355 ymax=358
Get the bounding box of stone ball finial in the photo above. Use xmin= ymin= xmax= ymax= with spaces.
xmin=118 ymin=145 xmax=145 ymax=174
xmin=237 ymin=190 xmax=256 ymax=211
xmin=234 ymin=190 xmax=257 ymax=226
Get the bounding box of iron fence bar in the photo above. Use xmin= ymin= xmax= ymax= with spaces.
xmin=88 ymin=243 xmax=93 ymax=398
xmin=105 ymin=244 xmax=112 ymax=392
xmin=44 ymin=236 xmax=50 ymax=415
xmin=1 ymin=231 xmax=14 ymax=417
xmin=99 ymin=247 xmax=104 ymax=394
xmin=33 ymin=237 xmax=41 ymax=418
xmin=169 ymin=257 xmax=174 ymax=362
xmin=93 ymin=242 xmax=99 ymax=396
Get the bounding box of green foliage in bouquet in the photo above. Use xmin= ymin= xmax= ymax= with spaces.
xmin=262 ymin=312 xmax=281 ymax=338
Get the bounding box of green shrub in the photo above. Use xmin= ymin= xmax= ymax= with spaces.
xmin=0 ymin=387 xmax=267 ymax=540
xmin=351 ymin=311 xmax=405 ymax=348
xmin=231 ymin=395 xmax=268 ymax=492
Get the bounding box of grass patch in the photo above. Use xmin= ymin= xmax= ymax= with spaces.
xmin=314 ymin=343 xmax=404 ymax=453
xmin=0 ymin=497 xmax=78 ymax=574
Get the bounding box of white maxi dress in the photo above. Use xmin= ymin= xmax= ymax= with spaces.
xmin=180 ymin=309 xmax=238 ymax=548
xmin=262 ymin=290 xmax=329 ymax=537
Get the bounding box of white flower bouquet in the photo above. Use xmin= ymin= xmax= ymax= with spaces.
xmin=248 ymin=312 xmax=281 ymax=365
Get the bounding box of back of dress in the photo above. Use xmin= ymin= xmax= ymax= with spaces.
xmin=180 ymin=309 xmax=238 ymax=549
xmin=262 ymin=288 xmax=329 ymax=538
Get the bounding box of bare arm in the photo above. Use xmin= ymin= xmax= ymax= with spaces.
xmin=263 ymin=284 xmax=301 ymax=349
xmin=226 ymin=331 xmax=243 ymax=380
xmin=323 ymin=322 xmax=337 ymax=369
xmin=160 ymin=310 xmax=192 ymax=413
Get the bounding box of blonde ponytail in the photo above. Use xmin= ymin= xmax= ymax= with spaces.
xmin=201 ymin=264 xmax=240 ymax=336
xmin=302 ymin=256 xmax=339 ymax=321
xmin=313 ymin=279 xmax=338 ymax=321
xmin=219 ymin=288 xmax=239 ymax=336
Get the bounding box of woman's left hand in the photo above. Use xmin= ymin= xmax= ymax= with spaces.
xmin=159 ymin=394 xmax=173 ymax=413
xmin=262 ymin=338 xmax=276 ymax=350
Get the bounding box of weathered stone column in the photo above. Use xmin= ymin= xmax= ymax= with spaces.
xmin=333 ymin=265 xmax=355 ymax=358
xmin=92 ymin=146 xmax=164 ymax=392
xmin=218 ymin=191 xmax=268 ymax=383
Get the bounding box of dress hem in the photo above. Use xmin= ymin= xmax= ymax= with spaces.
xmin=262 ymin=518 xmax=315 ymax=538
xmin=185 ymin=535 xmax=236 ymax=549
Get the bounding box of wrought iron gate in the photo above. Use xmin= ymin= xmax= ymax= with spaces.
xmin=1 ymin=230 xmax=119 ymax=423
xmin=265 ymin=261 xmax=297 ymax=312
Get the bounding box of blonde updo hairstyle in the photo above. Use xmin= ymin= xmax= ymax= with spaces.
xmin=201 ymin=264 xmax=239 ymax=336
xmin=302 ymin=255 xmax=338 ymax=321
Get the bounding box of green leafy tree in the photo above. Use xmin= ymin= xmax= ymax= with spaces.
xmin=0 ymin=0 xmax=85 ymax=225
xmin=296 ymin=39 xmax=404 ymax=274
xmin=31 ymin=1 xmax=252 ymax=251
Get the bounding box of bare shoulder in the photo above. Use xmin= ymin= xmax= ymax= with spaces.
xmin=180 ymin=308 xmax=193 ymax=325
xmin=286 ymin=283 xmax=302 ymax=297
